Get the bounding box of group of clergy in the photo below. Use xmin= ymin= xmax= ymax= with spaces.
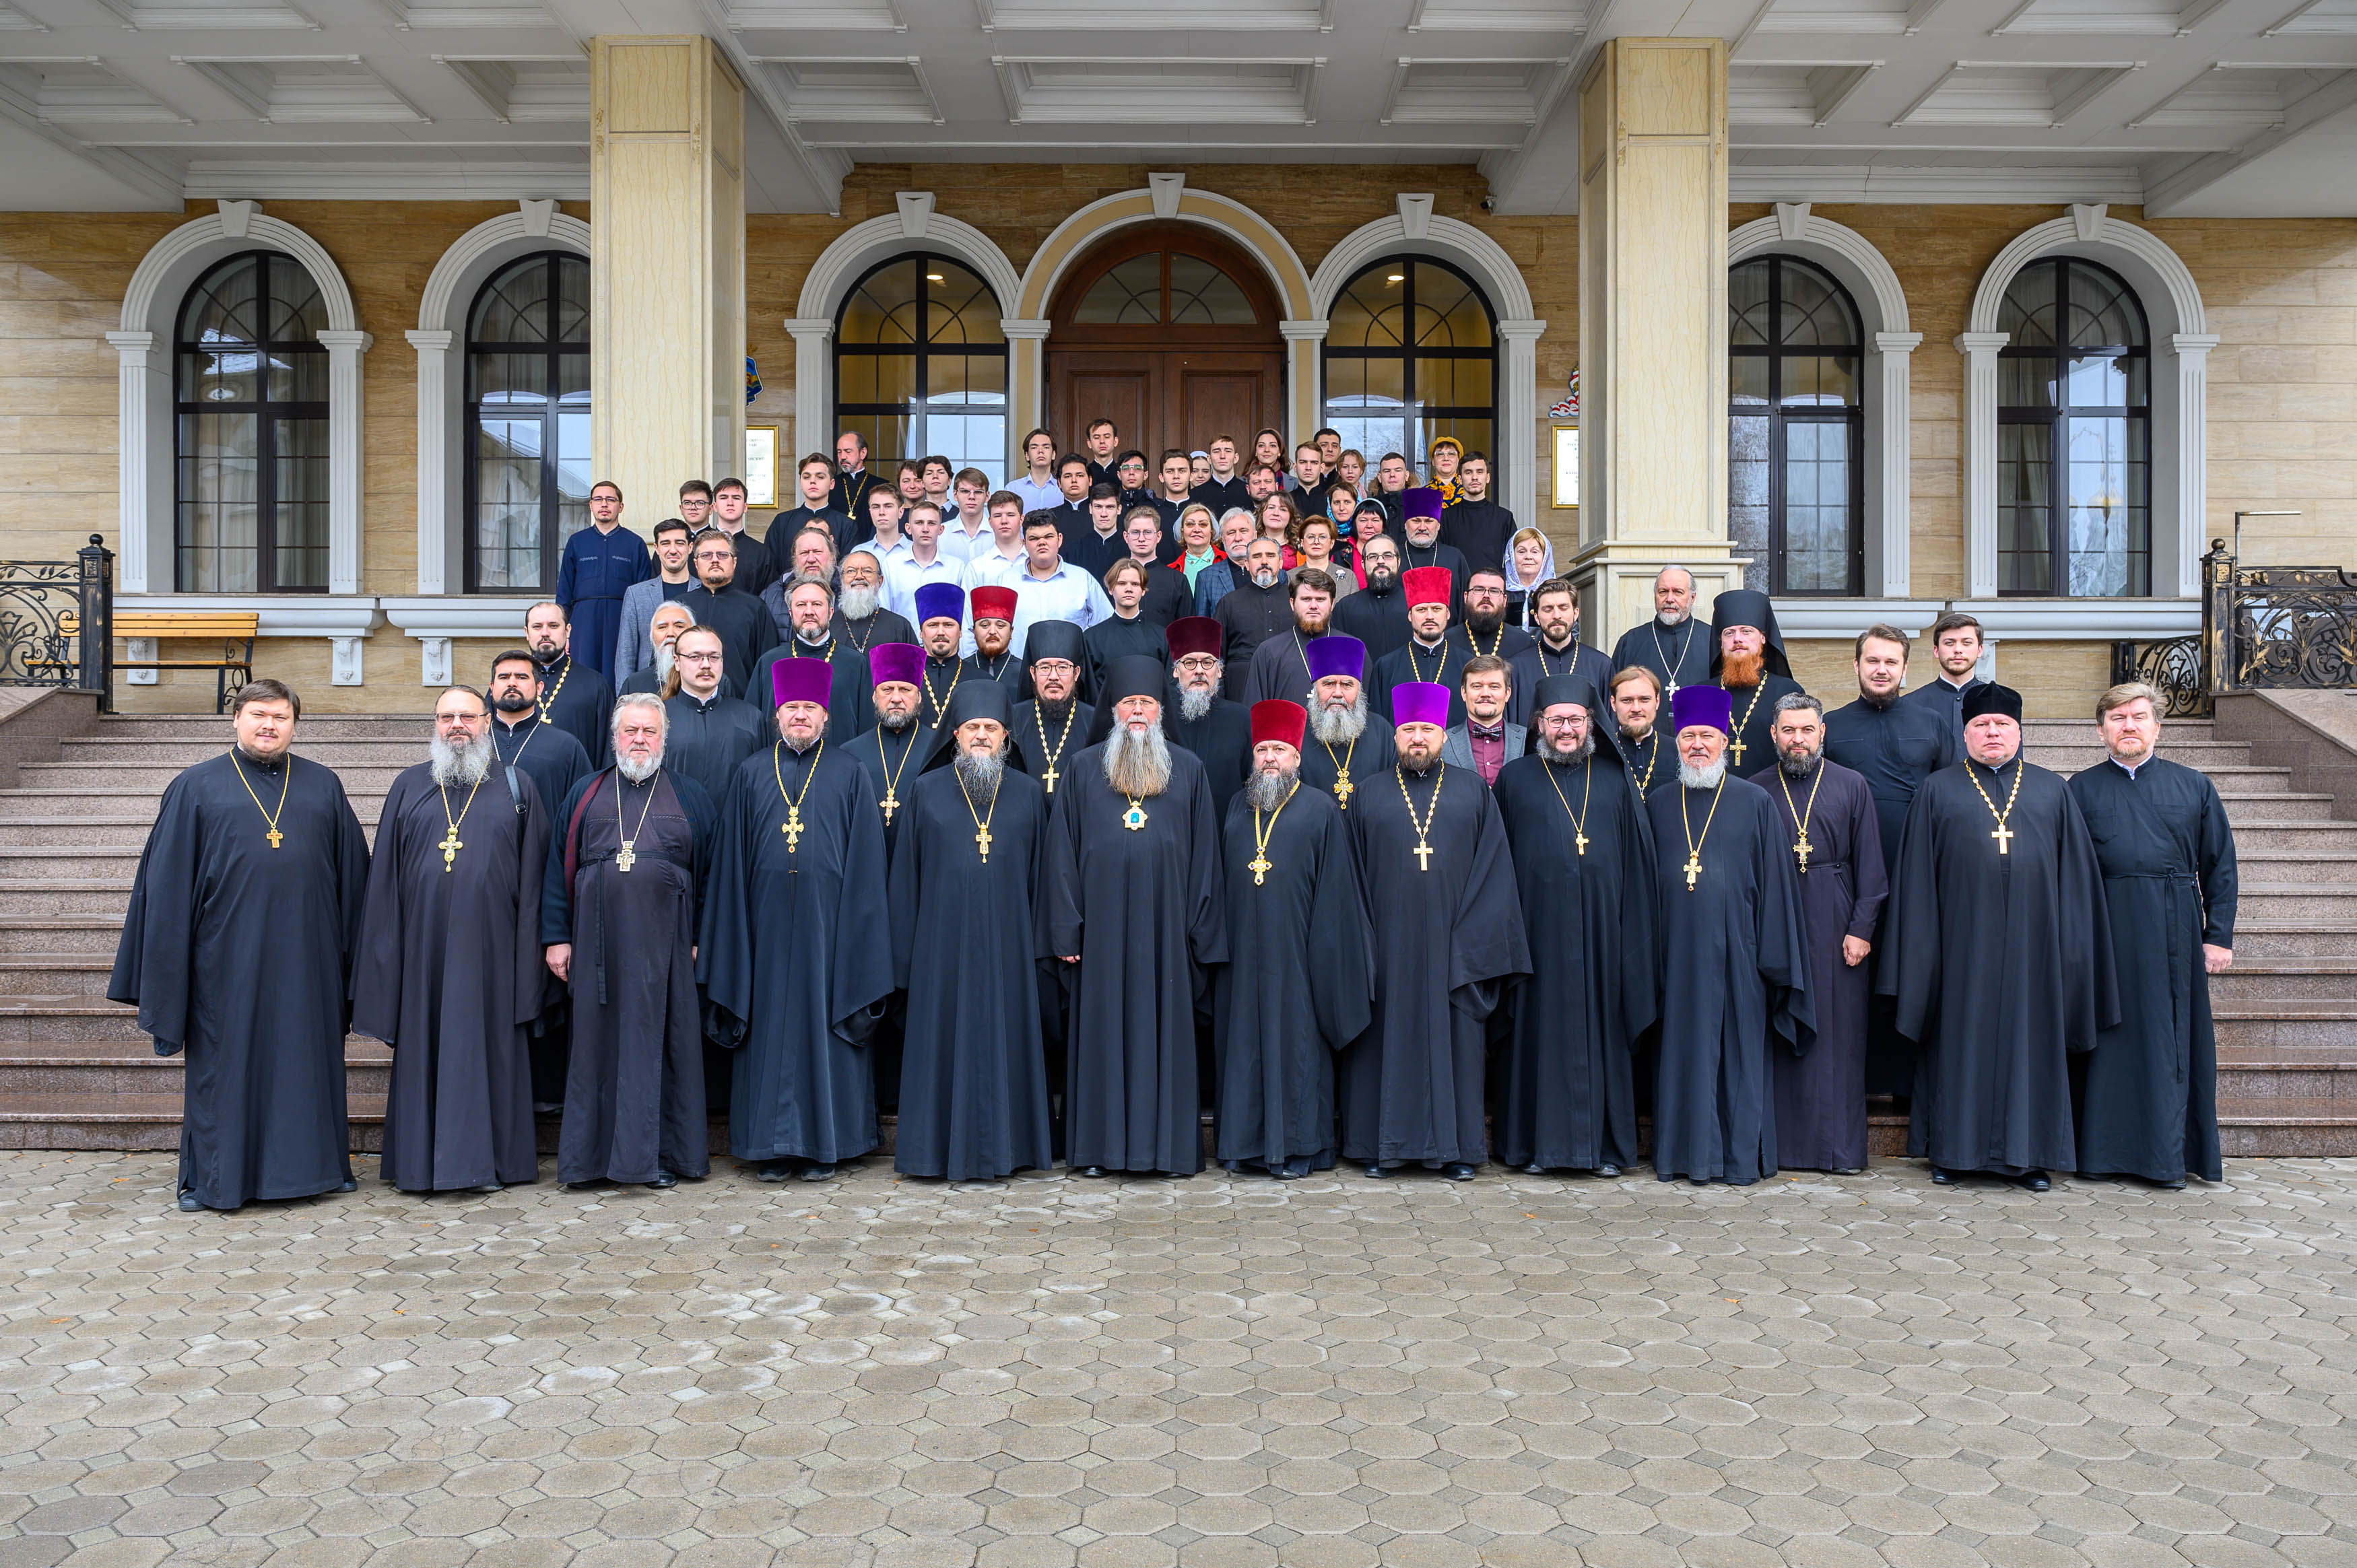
xmin=111 ymin=544 xmax=2236 ymax=1212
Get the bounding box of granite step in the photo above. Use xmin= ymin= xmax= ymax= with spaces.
xmin=0 ymin=916 xmax=123 ymax=959
xmin=2227 ymin=922 xmax=2357 ymax=960
xmin=0 ymin=997 xmax=150 ymax=1044
xmin=53 ymin=737 xmax=428 ymax=765
xmin=0 ymin=790 xmax=387 ymax=829
xmin=2212 ymin=959 xmax=2357 ymax=1001
xmin=2212 ymin=823 xmax=2357 ymax=854
xmin=2212 ymin=1000 xmax=2357 ymax=1051
xmin=0 ymin=1093 xmax=387 ymax=1152
xmin=2215 ymin=791 xmax=2340 ymax=823
xmin=14 ymin=763 xmax=410 ymax=791
xmin=2218 ymin=1056 xmax=2357 ymax=1100
xmin=96 ymin=715 xmax=432 ymax=738
xmin=0 ymin=957 xmax=114 ymax=997
xmin=2225 ymin=851 xmax=2357 ymax=887
xmin=2225 ymin=885 xmax=2357 ymax=924
xmin=0 ymin=1039 xmax=389 ymax=1097
xmin=0 ymin=882 xmax=141 ymax=918
xmin=2219 ymin=1098 xmax=2357 ymax=1157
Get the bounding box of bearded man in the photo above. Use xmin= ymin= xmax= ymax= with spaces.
xmin=853 ymin=641 xmax=931 ymax=860
xmin=617 ymin=600 xmax=702 ymax=697
xmin=1296 ymin=634 xmax=1396 ymax=810
xmin=1609 ymin=666 xmax=1667 ymax=803
xmin=488 ymin=648 xmax=593 ymax=823
xmin=1449 ymin=568 xmax=1535 ymax=664
xmin=1211 ymin=535 xmax=1292 ymax=700
xmin=1013 ymin=620 xmax=1092 ymax=799
xmin=834 ymin=547 xmax=919 ymax=650
xmin=524 ymin=599 xmax=616 ymax=768
xmin=1710 ymin=588 xmax=1805 ymax=780
xmin=1043 ymin=655 xmax=1228 ymax=1178
xmin=354 ymin=685 xmax=555 ymax=1194
xmin=1332 ymin=533 xmax=1411 ymax=658
xmin=1239 ymin=567 xmax=1346 ymax=709
xmin=1506 ymin=577 xmax=1613 ymax=726
xmin=1610 ymin=566 xmax=1713 ymax=700
xmin=748 ymin=574 xmax=869 ymax=743
xmin=1163 ymin=615 xmax=1253 ymax=823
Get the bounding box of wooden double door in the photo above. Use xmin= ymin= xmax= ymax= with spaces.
xmin=1044 ymin=221 xmax=1286 ymax=461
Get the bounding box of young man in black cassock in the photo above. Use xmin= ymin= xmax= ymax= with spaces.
xmin=1762 ymin=693 xmax=1886 ymax=1173
xmin=1297 ymin=635 xmax=1395 ymax=809
xmin=1013 ymin=620 xmax=1092 ymax=800
xmin=1239 ymin=569 xmax=1345 ymax=710
xmin=1879 ymin=683 xmax=2117 ymax=1190
xmin=488 ymin=650 xmax=593 ymax=820
xmin=679 ymin=532 xmax=780 ymax=694
xmin=1164 ymin=617 xmax=1253 ymax=825
xmin=1710 ymin=588 xmax=1804 ymax=781
xmin=890 ymin=683 xmax=1055 ymax=1181
xmin=700 ymin=658 xmax=896 ymax=1182
xmin=526 ymin=600 xmax=616 ymax=768
xmin=1042 ymin=656 xmax=1228 ymax=1178
xmin=1213 ymin=701 xmax=1374 ymax=1179
xmin=1645 ymin=685 xmax=1815 ymax=1186
xmin=353 ymin=687 xmax=554 ymax=1194
xmin=542 ymin=694 xmax=718 ymax=1190
xmin=1340 ymin=681 xmax=1529 ymax=1180
xmin=111 ymin=681 xmax=370 ymax=1213
xmin=2067 ymin=682 xmax=2236 ymax=1188
xmin=1610 ymin=566 xmax=1713 ymax=701
xmin=1492 ymin=675 xmax=1658 ymax=1177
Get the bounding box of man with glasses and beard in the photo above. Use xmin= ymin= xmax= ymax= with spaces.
xmin=1044 ymin=656 xmax=1228 ymax=1180
xmin=1451 ymin=569 xmax=1533 ymax=664
xmin=1493 ymin=675 xmax=1658 ymax=1178
xmin=541 ymin=694 xmax=719 ymax=1192
xmin=1164 ymin=617 xmax=1253 ymax=824
xmin=889 ymin=682 xmax=1056 ymax=1182
xmin=1296 ymin=635 xmax=1395 ymax=810
xmin=1762 ymin=693 xmax=1886 ymax=1175
xmin=354 ymin=685 xmax=556 ymax=1195
xmin=1014 ymin=621 xmax=1092 ymax=798
xmin=1211 ymin=700 xmax=1374 ymax=1180
xmin=680 ymin=531 xmax=779 ymax=691
xmin=834 ymin=547 xmax=917 ymax=648
xmin=1331 ymin=532 xmax=1412 ymax=659
xmin=660 ymin=625 xmax=768 ymax=811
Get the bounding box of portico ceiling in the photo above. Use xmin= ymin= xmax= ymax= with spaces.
xmin=0 ymin=0 xmax=2350 ymax=216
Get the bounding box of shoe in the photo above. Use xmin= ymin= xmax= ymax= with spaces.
xmin=2159 ymin=1178 xmax=2187 ymax=1191
xmin=1833 ymin=1167 xmax=1865 ymax=1176
xmin=337 ymin=1179 xmax=358 ymax=1192
xmin=177 ymin=1192 xmax=203 ymax=1213
xmin=799 ymin=1163 xmax=836 ymax=1182
xmin=1442 ymin=1163 xmax=1478 ymax=1182
xmin=756 ymin=1162 xmax=793 ymax=1183
xmin=1075 ymin=1165 xmax=1107 ymax=1179
xmin=644 ymin=1171 xmax=678 ymax=1190
xmin=1364 ymin=1163 xmax=1391 ymax=1179
xmin=1281 ymin=1157 xmax=1312 ymax=1180
xmin=532 ymin=1101 xmax=562 ymax=1116
xmin=565 ymin=1180 xmax=602 ymax=1192
xmin=1929 ymin=1167 xmax=1957 ymax=1185
xmin=1521 ymin=1163 xmax=1548 ymax=1175
xmin=467 ymin=1182 xmax=502 ymax=1195
xmin=1596 ymin=1163 xmax=1622 ymax=1178
xmin=2020 ymin=1171 xmax=2051 ymax=1192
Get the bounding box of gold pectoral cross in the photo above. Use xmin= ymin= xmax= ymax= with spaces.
xmin=783 ymin=807 xmax=803 ymax=850
xmin=1794 ymin=833 xmax=1812 ymax=871
xmin=438 ymin=829 xmax=461 ymax=871
xmin=1728 ymin=735 xmax=1746 ymax=768
xmin=1684 ymin=854 xmax=1702 ymax=890
xmin=1574 ymin=829 xmax=1589 ymax=856
xmin=880 ymin=790 xmax=898 ymax=823
xmin=265 ymin=827 xmax=284 ymax=850
xmin=1040 ymin=762 xmax=1058 ymax=794
xmin=616 ymin=843 xmax=636 ymax=873
xmin=1333 ymin=774 xmax=1353 ymax=807
xmin=1123 ymin=804 xmax=1148 ymax=831
xmin=1249 ymin=852 xmax=1271 ymax=886
xmin=1993 ymin=821 xmax=2013 ymax=854
xmin=974 ymin=823 xmax=993 ymax=860
xmin=1413 ymin=839 xmax=1433 ymax=872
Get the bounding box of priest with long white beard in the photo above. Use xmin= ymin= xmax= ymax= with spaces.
xmin=1044 ymin=655 xmax=1228 ymax=1178
xmin=1295 ymin=634 xmax=1396 ymax=810
xmin=354 ymin=685 xmax=556 ymax=1194
xmin=1163 ymin=616 xmax=1253 ymax=824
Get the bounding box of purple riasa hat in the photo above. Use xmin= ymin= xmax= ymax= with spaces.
xmin=912 ymin=582 xmax=964 ymax=627
xmin=1304 ymin=634 xmax=1366 ymax=684
xmin=1670 ymin=683 xmax=1733 ymax=737
xmin=772 ymin=656 xmax=833 ymax=710
xmin=869 ymin=642 xmax=924 ymax=689
xmin=1391 ymin=681 xmax=1451 ymax=730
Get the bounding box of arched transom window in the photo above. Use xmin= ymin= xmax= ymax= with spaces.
xmin=834 ymin=254 xmax=1007 ymax=487
xmin=1321 ymin=257 xmax=1496 ymax=471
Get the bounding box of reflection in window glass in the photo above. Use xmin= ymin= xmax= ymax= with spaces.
xmin=1072 ymin=255 xmax=1162 ymax=325
xmin=835 ymin=254 xmax=1008 ymax=487
xmin=1725 ymin=254 xmax=1862 ymax=595
xmin=465 ymin=252 xmax=591 ymax=592
xmin=1997 ymin=258 xmax=2148 ymax=596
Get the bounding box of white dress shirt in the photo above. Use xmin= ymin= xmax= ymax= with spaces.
xmin=1008 ymin=560 xmax=1115 ymax=656
xmin=1009 ymin=476 xmax=1063 ymax=512
xmin=937 ymin=520 xmax=996 ymax=571
xmin=882 ymin=549 xmax=965 ymax=626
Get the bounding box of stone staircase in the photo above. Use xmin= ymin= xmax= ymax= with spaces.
xmin=0 ymin=709 xmax=2350 ymax=1161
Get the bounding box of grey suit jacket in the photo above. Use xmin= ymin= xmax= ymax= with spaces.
xmin=1441 ymin=722 xmax=1526 ymax=784
xmin=613 ymin=576 xmax=682 ymax=681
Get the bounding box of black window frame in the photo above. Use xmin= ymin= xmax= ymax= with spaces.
xmin=462 ymin=250 xmax=591 ymax=595
xmin=1727 ymin=253 xmax=1867 ymax=598
xmin=1319 ymin=256 xmax=1499 ymax=467
xmin=831 ymin=251 xmax=1009 ymax=483
xmin=172 ymin=248 xmax=330 ymax=594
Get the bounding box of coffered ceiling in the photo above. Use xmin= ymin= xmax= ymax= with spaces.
xmin=0 ymin=0 xmax=2350 ymax=215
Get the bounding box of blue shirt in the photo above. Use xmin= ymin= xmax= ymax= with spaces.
xmin=556 ymin=523 xmax=651 ymax=607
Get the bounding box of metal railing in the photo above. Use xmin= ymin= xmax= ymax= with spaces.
xmin=2113 ymin=530 xmax=2357 ymax=718
xmin=0 ymin=536 xmax=112 ymax=711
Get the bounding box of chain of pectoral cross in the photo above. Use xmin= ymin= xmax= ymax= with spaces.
xmin=1968 ymin=757 xmax=2025 ymax=856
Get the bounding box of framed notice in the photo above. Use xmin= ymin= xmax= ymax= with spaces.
xmin=744 ymin=424 xmax=782 ymax=508
xmin=1551 ymin=425 xmax=1579 ymax=508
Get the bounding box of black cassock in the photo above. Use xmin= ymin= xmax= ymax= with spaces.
xmin=352 ymin=762 xmax=554 ymax=1192
xmin=852 ymin=720 xmax=932 ymax=862
xmin=1042 ymin=744 xmax=1228 ymax=1175
xmin=961 ymin=650 xmax=1025 ymax=700
xmin=110 ymin=753 xmax=371 ymax=1211
xmin=663 ymin=692 xmax=768 ymax=811
xmin=1611 ymin=617 xmax=1713 ymax=700
xmin=1212 ymin=784 xmax=1374 ymax=1171
xmin=701 ymin=741 xmax=896 ymax=1166
xmin=1166 ymin=694 xmax=1253 ymax=825
xmin=492 ymin=714 xmax=591 ymax=829
xmin=890 ymin=764 xmax=1055 ymax=1180
xmin=1493 ymin=753 xmax=1659 ymax=1172
xmin=1013 ymin=699 xmax=1092 ymax=800
xmin=1616 ymin=729 xmax=1669 ymax=804
xmin=1370 ymin=640 xmax=1467 ymax=727
xmin=1341 ymin=763 xmax=1529 ymax=1168
xmin=535 ymin=654 xmax=616 ymax=769
xmin=1721 ymin=675 xmax=1805 ymax=780
xmin=1298 ymin=723 xmax=1397 ymax=815
xmin=1881 ymin=759 xmax=2118 ymax=1176
xmin=1645 ymin=776 xmax=1815 ymax=1185
xmin=1331 ymin=583 xmax=1411 ymax=660
xmin=1762 ymin=759 xmax=1886 ymax=1171
xmin=680 ymin=583 xmax=781 ymax=693
xmin=2067 ymin=757 xmax=2237 ymax=1183
xmin=543 ymin=768 xmax=718 ymax=1184
xmin=1241 ymin=629 xmax=1364 ymax=712
xmin=750 ymin=638 xmax=869 ymax=745
xmin=1084 ymin=616 xmax=1170 ymax=691
xmin=918 ymin=654 xmax=968 ymax=730
xmin=1506 ymin=640 xmax=1613 ymax=728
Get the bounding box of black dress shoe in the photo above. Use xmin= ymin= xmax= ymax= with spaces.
xmin=799 ymin=1163 xmax=836 ymax=1182
xmin=757 ymin=1161 xmax=793 ymax=1182
xmin=1442 ymin=1163 xmax=1478 ymax=1182
xmin=178 ymin=1192 xmax=203 ymax=1213
xmin=1595 ymin=1163 xmax=1622 ymax=1178
xmin=2158 ymin=1178 xmax=2187 ymax=1191
xmin=1520 ymin=1163 xmax=1548 ymax=1175
xmin=1929 ymin=1167 xmax=1957 ymax=1185
xmin=644 ymin=1171 xmax=678 ymax=1190
xmin=1281 ymin=1157 xmax=1312 ymax=1179
xmin=337 ymin=1179 xmax=358 ymax=1192
xmin=1832 ymin=1167 xmax=1865 ymax=1176
xmin=1075 ymin=1165 xmax=1107 ymax=1179
xmin=2020 ymin=1170 xmax=2051 ymax=1192
xmin=467 ymin=1182 xmax=502 ymax=1195
xmin=1364 ymin=1163 xmax=1391 ymax=1179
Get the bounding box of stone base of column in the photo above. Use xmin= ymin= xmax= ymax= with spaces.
xmin=1565 ymin=540 xmax=1748 ymax=650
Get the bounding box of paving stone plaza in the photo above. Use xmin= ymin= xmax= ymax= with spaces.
xmin=3 ymin=1153 xmax=2354 ymax=1568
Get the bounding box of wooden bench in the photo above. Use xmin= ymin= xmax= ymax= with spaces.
xmin=115 ymin=611 xmax=259 ymax=714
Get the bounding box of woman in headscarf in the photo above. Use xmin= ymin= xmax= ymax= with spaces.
xmin=1503 ymin=524 xmax=1557 ymax=627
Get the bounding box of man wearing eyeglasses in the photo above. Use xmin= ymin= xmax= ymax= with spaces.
xmin=680 ymin=531 xmax=780 ymax=697
xmin=660 ymin=623 xmax=768 ymax=818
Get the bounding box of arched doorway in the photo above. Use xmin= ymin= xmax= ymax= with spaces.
xmin=1046 ymin=221 xmax=1285 ymax=461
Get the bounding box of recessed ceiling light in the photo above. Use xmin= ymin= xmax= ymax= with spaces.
xmin=1386 ymin=274 xmax=1403 ymax=283
xmin=925 ymin=273 xmax=944 ymax=281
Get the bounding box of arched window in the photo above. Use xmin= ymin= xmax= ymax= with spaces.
xmin=1728 ymin=255 xmax=1864 ymax=596
xmin=174 ymin=251 xmax=329 ymax=592
xmin=1997 ymin=258 xmax=2150 ymax=596
xmin=834 ymin=254 xmax=1007 ymax=486
xmin=1322 ymin=257 xmax=1496 ymax=471
xmin=465 ymin=252 xmax=590 ymax=592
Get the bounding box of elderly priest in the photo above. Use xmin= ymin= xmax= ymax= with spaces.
xmin=1880 ymin=683 xmax=2117 ymax=1190
xmin=1297 ymin=634 xmax=1395 ymax=809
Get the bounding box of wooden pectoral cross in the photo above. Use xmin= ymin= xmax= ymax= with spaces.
xmin=1992 ymin=821 xmax=2013 ymax=855
xmin=438 ymin=828 xmax=462 ymax=871
xmin=975 ymin=823 xmax=993 ymax=861
xmin=1684 ymin=854 xmax=1702 ymax=890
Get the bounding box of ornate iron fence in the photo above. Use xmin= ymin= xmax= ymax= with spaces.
xmin=2110 ymin=634 xmax=2209 ymax=717
xmin=0 ymin=536 xmax=112 ymax=710
xmin=2113 ymin=539 xmax=2357 ymax=718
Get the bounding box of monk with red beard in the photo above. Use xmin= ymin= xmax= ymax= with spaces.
xmin=1709 ymin=588 xmax=1805 ymax=781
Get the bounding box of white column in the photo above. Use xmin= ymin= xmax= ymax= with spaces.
xmin=1280 ymin=318 xmax=1328 ymax=448
xmin=786 ymin=316 xmax=832 ymax=465
xmin=104 ymin=329 xmax=157 ymax=598
xmin=318 ymin=329 xmax=372 ymax=597
xmin=1955 ymin=331 xmax=2007 ymax=599
xmin=2171 ymin=332 xmax=2219 ymax=598
xmin=405 ymin=329 xmax=454 ymax=595
xmin=1496 ymin=318 xmax=1547 ymax=531
xmin=1873 ymin=330 xmax=1922 ymax=598
xmin=1001 ymin=318 xmax=1051 ymax=477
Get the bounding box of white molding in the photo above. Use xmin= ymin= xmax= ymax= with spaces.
xmin=2170 ymin=332 xmax=2220 ymax=597
xmin=1955 ymin=331 xmax=2008 ymax=599
xmin=409 ymin=201 xmax=591 ymax=594
xmin=1148 ymin=170 xmax=1185 ymax=218
xmin=1770 ymin=597 xmax=1945 ymax=636
xmin=793 ymin=204 xmax=1022 ymax=322
xmin=119 ymin=203 xmax=357 ymax=335
xmin=1496 ymin=318 xmax=1547 ymax=535
xmin=785 ymin=316 xmax=834 ymax=473
xmin=103 ymin=330 xmax=158 ymax=596
xmin=316 ymin=329 xmax=369 ymax=597
xmin=1771 ymin=596 xmax=2200 ymax=639
xmin=895 ymin=189 xmax=934 ymax=238
xmin=1729 ymin=209 xmax=1917 ymax=596
xmin=1966 ymin=210 xmax=2204 ymax=337
xmin=1726 ymin=164 xmax=2146 ymax=205
xmin=182 ymin=160 xmax=593 ymax=203
xmin=383 ymin=596 xmax=542 ymax=685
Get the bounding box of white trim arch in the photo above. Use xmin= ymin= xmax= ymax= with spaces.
xmin=406 ymin=199 xmax=593 ymax=596
xmin=789 ymin=195 xmax=1023 ymax=472
xmin=1308 ymin=199 xmax=1546 ymax=526
xmin=1727 ymin=203 xmax=1919 ymax=597
xmin=110 ymin=199 xmax=368 ymax=601
xmin=1958 ymin=204 xmax=2211 ymax=600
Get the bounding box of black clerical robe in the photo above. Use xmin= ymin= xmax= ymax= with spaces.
xmin=681 ymin=582 xmax=781 ymax=695
xmin=719 ymin=526 xmax=778 ymax=599
xmin=1013 ymin=700 xmax=1092 ymax=801
xmin=1332 ymin=582 xmax=1412 ymax=660
xmin=663 ymin=691 xmax=768 ymax=812
xmin=110 ymin=752 xmax=370 ymax=1211
xmin=1042 ymin=743 xmax=1228 ymax=1175
xmin=1240 ymin=627 xmax=1362 ymax=711
xmin=1166 ymin=694 xmax=1253 ymax=825
xmin=1398 ymin=539 xmax=1471 ymax=611
xmin=1214 ymin=580 xmax=1292 ymax=700
xmin=1905 ymin=674 xmax=1985 ymax=743
xmin=750 ymin=638 xmax=868 ymax=745
xmin=353 ymin=761 xmax=554 ymax=1192
xmin=889 ymin=765 xmax=1055 ymax=1180
xmin=1616 ymin=730 xmax=1668 ymax=803
xmin=834 ymin=606 xmax=919 ymax=657
xmin=1507 ymin=640 xmax=1614 ymax=728
xmin=2067 ymin=757 xmax=2237 ymax=1184
xmin=960 ymin=650 xmax=1024 ymax=702
xmin=1085 ymin=614 xmax=1172 ymax=692
xmin=1449 ymin=621 xmax=1534 ymax=667
xmin=1612 ymin=617 xmax=1713 ymax=699
xmin=1298 ymin=721 xmax=1396 ymax=815
xmin=1370 ymin=639 xmax=1467 ymax=727
xmin=1881 ymin=759 xmax=2118 ymax=1177
xmin=853 ymin=720 xmax=931 ymax=861
xmin=1721 ymin=675 xmax=1805 ymax=780
xmin=917 ymin=654 xmax=968 ymax=731
xmin=543 ymin=768 xmax=718 ymax=1184
xmin=1214 ymin=783 xmax=1374 ymax=1172
xmin=1440 ymin=499 xmax=1515 ymax=582
xmin=1494 ymin=753 xmax=1658 ymax=1172
xmin=623 ymin=662 xmax=744 ymax=702
xmin=1645 ymin=774 xmax=1816 ymax=1186
xmin=536 ymin=654 xmax=616 ymax=770
xmin=700 ymin=742 xmax=896 ymax=1167
xmin=1762 ymin=759 xmax=1886 ymax=1171
xmin=492 ymin=713 xmax=591 ymax=834
xmin=1341 ymin=763 xmax=1530 ymax=1168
